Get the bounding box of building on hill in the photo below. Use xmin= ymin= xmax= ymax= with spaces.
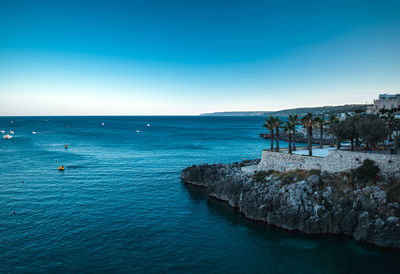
xmin=367 ymin=93 xmax=400 ymax=114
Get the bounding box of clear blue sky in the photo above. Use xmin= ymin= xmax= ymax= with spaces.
xmin=1 ymin=0 xmax=399 ymax=115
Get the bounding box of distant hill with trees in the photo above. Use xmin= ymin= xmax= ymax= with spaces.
xmin=201 ymin=104 xmax=369 ymax=117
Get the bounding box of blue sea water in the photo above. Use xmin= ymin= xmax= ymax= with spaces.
xmin=0 ymin=116 xmax=399 ymax=273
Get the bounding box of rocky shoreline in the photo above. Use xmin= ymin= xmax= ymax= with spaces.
xmin=181 ymin=160 xmax=400 ymax=248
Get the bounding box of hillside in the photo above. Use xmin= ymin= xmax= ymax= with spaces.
xmin=200 ymin=104 xmax=369 ymax=116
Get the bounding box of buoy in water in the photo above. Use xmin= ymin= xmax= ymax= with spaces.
xmin=13 ymin=210 xmax=15 ymax=214
xmin=65 ymin=145 xmax=68 ymax=149
xmin=101 ymin=122 xmax=104 ymax=126
xmin=58 ymin=166 xmax=65 ymax=171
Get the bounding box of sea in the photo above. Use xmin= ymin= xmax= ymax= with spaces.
xmin=0 ymin=116 xmax=399 ymax=273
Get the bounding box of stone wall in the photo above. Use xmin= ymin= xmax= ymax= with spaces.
xmin=258 ymin=150 xmax=400 ymax=177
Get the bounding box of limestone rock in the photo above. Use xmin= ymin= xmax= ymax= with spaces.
xmin=181 ymin=160 xmax=400 ymax=248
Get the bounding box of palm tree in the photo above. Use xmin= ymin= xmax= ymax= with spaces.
xmin=384 ymin=112 xmax=395 ymax=141
xmin=274 ymin=117 xmax=283 ymax=152
xmin=288 ymin=114 xmax=299 ymax=151
xmin=314 ymin=116 xmax=325 ymax=148
xmin=301 ymin=113 xmax=314 ymax=156
xmin=263 ymin=116 xmax=275 ymax=151
xmin=393 ymin=118 xmax=400 ymax=152
xmin=283 ymin=121 xmax=294 ymax=154
xmin=394 ymin=118 xmax=400 ymax=139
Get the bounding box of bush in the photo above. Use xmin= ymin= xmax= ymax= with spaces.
xmin=351 ymin=159 xmax=380 ymax=183
xmin=253 ymin=170 xmax=274 ymax=182
xmin=386 ymin=179 xmax=400 ymax=203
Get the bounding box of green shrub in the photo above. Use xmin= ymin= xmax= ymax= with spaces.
xmin=351 ymin=159 xmax=380 ymax=183
xmin=386 ymin=179 xmax=400 ymax=203
xmin=253 ymin=170 xmax=274 ymax=182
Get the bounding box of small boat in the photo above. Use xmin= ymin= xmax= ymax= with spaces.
xmin=101 ymin=122 xmax=104 ymax=126
xmin=0 ymin=130 xmax=4 ymax=133
xmin=147 ymin=124 xmax=150 ymax=127
xmin=32 ymin=131 xmax=37 ymax=134
xmin=58 ymin=166 xmax=65 ymax=171
xmin=9 ymin=130 xmax=14 ymax=134
xmin=3 ymin=134 xmax=13 ymax=139
xmin=136 ymin=130 xmax=141 ymax=133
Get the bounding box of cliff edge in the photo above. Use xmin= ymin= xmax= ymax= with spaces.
xmin=181 ymin=161 xmax=400 ymax=248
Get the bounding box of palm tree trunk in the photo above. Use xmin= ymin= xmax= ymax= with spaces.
xmin=276 ymin=127 xmax=280 ymax=152
xmin=351 ymin=138 xmax=354 ymax=151
xmin=292 ymin=128 xmax=296 ymax=151
xmin=288 ymin=131 xmax=292 ymax=154
xmin=320 ymin=124 xmax=323 ymax=148
xmin=270 ymin=129 xmax=274 ymax=151
xmin=307 ymin=127 xmax=312 ymax=156
xmin=337 ymin=139 xmax=341 ymax=149
xmin=356 ymin=136 xmax=360 ymax=147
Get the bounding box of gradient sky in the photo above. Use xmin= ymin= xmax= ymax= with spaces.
xmin=1 ymin=0 xmax=399 ymax=115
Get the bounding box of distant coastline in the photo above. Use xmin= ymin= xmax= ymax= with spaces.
xmin=200 ymin=104 xmax=369 ymax=116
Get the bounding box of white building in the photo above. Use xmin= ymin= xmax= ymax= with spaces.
xmin=367 ymin=93 xmax=400 ymax=114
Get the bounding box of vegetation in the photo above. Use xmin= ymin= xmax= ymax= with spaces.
xmin=327 ymin=114 xmax=390 ymax=151
xmin=288 ymin=114 xmax=299 ymax=151
xmin=262 ymin=106 xmax=399 ymax=155
xmin=301 ymin=112 xmax=315 ymax=156
xmin=253 ymin=170 xmax=275 ymax=183
xmin=314 ymin=116 xmax=326 ymax=148
xmin=274 ymin=117 xmax=283 ymax=151
xmin=355 ymin=115 xmax=387 ymax=150
xmin=202 ymin=104 xmax=368 ymax=116
xmin=386 ymin=178 xmax=400 ymax=203
xmin=283 ymin=121 xmax=294 ymax=154
xmin=263 ymin=117 xmax=275 ymax=151
xmin=351 ymin=159 xmax=380 ymax=183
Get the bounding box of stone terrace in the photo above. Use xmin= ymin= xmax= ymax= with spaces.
xmin=258 ymin=150 xmax=400 ymax=177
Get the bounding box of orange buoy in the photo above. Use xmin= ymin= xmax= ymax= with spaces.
xmin=65 ymin=145 xmax=68 ymax=149
xmin=58 ymin=166 xmax=65 ymax=171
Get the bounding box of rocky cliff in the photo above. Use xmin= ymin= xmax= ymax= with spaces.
xmin=181 ymin=160 xmax=400 ymax=248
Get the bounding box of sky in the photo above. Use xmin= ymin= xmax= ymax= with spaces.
xmin=0 ymin=0 xmax=399 ymax=115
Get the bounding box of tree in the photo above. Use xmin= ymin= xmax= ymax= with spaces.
xmin=263 ymin=116 xmax=275 ymax=151
xmin=382 ymin=112 xmax=395 ymax=141
xmin=274 ymin=117 xmax=283 ymax=152
xmin=354 ymin=108 xmax=363 ymax=114
xmin=301 ymin=113 xmax=315 ymax=156
xmin=342 ymin=115 xmax=361 ymax=151
xmin=393 ymin=119 xmax=400 ymax=151
xmin=288 ymin=114 xmax=299 ymax=151
xmin=314 ymin=116 xmax=326 ymax=148
xmin=327 ymin=114 xmax=338 ymax=147
xmin=352 ymin=159 xmax=380 ymax=184
xmin=330 ymin=120 xmax=347 ymax=149
xmin=283 ymin=121 xmax=294 ymax=154
xmin=356 ymin=115 xmax=387 ymax=150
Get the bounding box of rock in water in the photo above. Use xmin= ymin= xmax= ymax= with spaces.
xmin=181 ymin=160 xmax=400 ymax=248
